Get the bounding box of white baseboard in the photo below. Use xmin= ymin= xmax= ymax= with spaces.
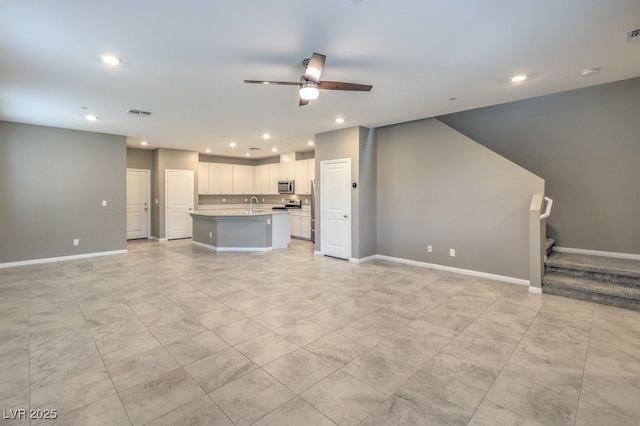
xmin=375 ymin=254 xmax=530 ymax=286
xmin=0 ymin=249 xmax=128 ymax=269
xmin=350 ymin=255 xmax=377 ymax=264
xmin=528 ymin=286 xmax=543 ymax=294
xmin=553 ymin=246 xmax=640 ymax=261
xmin=192 ymin=241 xmax=271 ymax=252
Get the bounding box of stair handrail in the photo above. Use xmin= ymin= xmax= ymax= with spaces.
xmin=540 ymin=196 xmax=553 ymax=219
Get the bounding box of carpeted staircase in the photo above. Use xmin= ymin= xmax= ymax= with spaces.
xmin=542 ymin=248 xmax=640 ymax=311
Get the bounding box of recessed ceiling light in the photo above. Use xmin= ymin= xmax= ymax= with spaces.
xmin=205 ymin=148 xmax=211 ymax=153
xmin=140 ymin=141 xmax=148 ymax=146
xmin=307 ymin=141 xmax=314 ymax=146
xmin=229 ymin=142 xmax=236 ymax=147
xmin=245 ymin=153 xmax=251 ymax=157
xmin=511 ymin=74 xmax=528 ymax=83
xmin=85 ymin=115 xmax=97 ymax=121
xmin=335 ymin=117 xmax=345 ymax=124
xmin=272 ymin=147 xmax=278 ymax=152
xmin=100 ymin=55 xmax=121 ymax=65
xmin=580 ymin=68 xmax=600 ymax=77
xmin=262 ymin=133 xmax=271 ymax=140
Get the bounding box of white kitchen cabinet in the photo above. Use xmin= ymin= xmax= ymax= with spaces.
xmin=290 ymin=210 xmax=301 ymax=237
xmin=210 ymin=163 xmax=233 ymax=194
xmin=290 ymin=210 xmax=311 ymax=239
xmin=253 ymin=164 xmax=269 ymax=194
xmin=198 ymin=162 xmax=211 ymax=194
xmin=300 ymin=210 xmax=311 ymax=239
xmin=279 ymin=161 xmax=295 ymax=181
xmin=294 ymin=159 xmax=315 ymax=195
xmin=232 ymin=165 xmax=254 ymax=194
xmin=268 ymin=163 xmax=280 ymax=194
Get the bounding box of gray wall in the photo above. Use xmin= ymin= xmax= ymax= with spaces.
xmin=358 ymin=127 xmax=377 ymax=259
xmin=153 ymin=148 xmax=199 ymax=239
xmin=0 ymin=121 xmax=126 ymax=263
xmin=314 ymin=127 xmax=361 ymax=257
xmin=376 ymin=118 xmax=544 ymax=280
xmin=439 ymin=77 xmax=640 ymax=255
xmin=127 ymin=148 xmax=153 ymax=170
xmin=314 ymin=126 xmax=375 ymax=260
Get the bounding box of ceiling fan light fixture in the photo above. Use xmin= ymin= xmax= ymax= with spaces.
xmin=299 ymin=81 xmax=319 ymax=101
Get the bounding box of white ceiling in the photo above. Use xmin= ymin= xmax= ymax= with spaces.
xmin=1 ymin=1 xmax=639 ymax=159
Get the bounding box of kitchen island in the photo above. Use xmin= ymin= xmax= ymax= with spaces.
xmin=190 ymin=209 xmax=290 ymax=251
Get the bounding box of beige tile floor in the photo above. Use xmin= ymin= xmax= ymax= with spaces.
xmin=1 ymin=239 xmax=639 ymax=425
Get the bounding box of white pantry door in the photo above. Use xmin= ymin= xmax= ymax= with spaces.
xmin=126 ymin=169 xmax=150 ymax=240
xmin=321 ymin=159 xmax=351 ymax=260
xmin=166 ymin=169 xmax=194 ymax=240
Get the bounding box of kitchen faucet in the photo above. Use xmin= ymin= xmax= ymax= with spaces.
xmin=249 ymin=196 xmax=259 ymax=213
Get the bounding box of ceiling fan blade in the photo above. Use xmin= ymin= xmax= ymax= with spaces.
xmin=304 ymin=53 xmax=326 ymax=83
xmin=317 ymin=81 xmax=373 ymax=91
xmin=244 ymin=80 xmax=300 ymax=86
xmin=299 ymin=97 xmax=310 ymax=106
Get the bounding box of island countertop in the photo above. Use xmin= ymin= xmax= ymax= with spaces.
xmin=191 ymin=209 xmax=289 ymax=217
xmin=190 ymin=209 xmax=290 ymax=251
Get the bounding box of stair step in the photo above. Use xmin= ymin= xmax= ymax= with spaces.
xmin=545 ymin=238 xmax=555 ymax=251
xmin=542 ymin=275 xmax=640 ymax=311
xmin=545 ymin=252 xmax=640 ymax=288
xmin=545 ymin=238 xmax=555 ymax=257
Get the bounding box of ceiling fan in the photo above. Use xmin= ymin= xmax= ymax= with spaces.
xmin=244 ymin=53 xmax=373 ymax=106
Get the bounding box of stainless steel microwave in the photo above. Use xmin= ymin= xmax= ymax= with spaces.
xmin=278 ymin=180 xmax=295 ymax=194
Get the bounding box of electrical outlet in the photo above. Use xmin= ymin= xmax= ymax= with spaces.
xmin=244 ymin=198 xmax=247 ymax=202
xmin=262 ymin=198 xmax=265 ymax=202
xmin=267 ymin=218 xmax=271 ymax=225
xmin=209 ymin=232 xmax=212 ymax=238
xmin=73 ymin=239 xmax=79 ymax=246
xmin=222 ymin=198 xmax=226 ymax=202
xmin=450 ymin=248 xmax=456 ymax=257
xmin=427 ymin=245 xmax=432 ymax=253
xmin=102 ymin=200 xmax=107 ymax=207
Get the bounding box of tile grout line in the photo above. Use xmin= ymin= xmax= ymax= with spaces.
xmin=463 ymin=292 xmax=547 ymax=423
xmin=573 ymin=304 xmax=596 ymax=426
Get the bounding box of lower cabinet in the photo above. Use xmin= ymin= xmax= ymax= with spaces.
xmin=290 ymin=210 xmax=311 ymax=239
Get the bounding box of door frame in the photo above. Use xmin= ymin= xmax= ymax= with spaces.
xmin=165 ymin=168 xmax=195 ymax=240
xmin=320 ymin=158 xmax=351 ymax=260
xmin=126 ymin=168 xmax=151 ymax=240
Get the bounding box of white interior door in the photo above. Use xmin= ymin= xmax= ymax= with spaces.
xmin=166 ymin=169 xmax=194 ymax=240
xmin=321 ymin=159 xmax=351 ymax=260
xmin=126 ymin=169 xmax=150 ymax=240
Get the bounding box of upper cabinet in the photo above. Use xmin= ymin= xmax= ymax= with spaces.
xmin=268 ymin=163 xmax=280 ymax=194
xmin=294 ymin=159 xmax=315 ymax=194
xmin=198 ymin=162 xmax=211 ymax=194
xmin=198 ymin=158 xmax=314 ymax=195
xmin=232 ymin=165 xmax=254 ymax=194
xmin=279 ymin=161 xmax=295 ymax=181
xmin=253 ymin=164 xmax=269 ymax=195
xmin=210 ymin=163 xmax=233 ymax=194
xmin=198 ymin=162 xmax=232 ymax=194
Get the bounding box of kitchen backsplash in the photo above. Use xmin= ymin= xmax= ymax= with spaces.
xmin=199 ymin=194 xmax=311 ymax=207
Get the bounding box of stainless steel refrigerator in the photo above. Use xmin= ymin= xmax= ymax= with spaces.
xmin=310 ymin=179 xmax=316 ymax=243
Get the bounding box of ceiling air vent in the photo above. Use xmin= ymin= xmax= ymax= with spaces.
xmin=627 ymin=28 xmax=640 ymax=42
xmin=127 ymin=109 xmax=152 ymax=117
xmin=249 ymin=147 xmax=261 ymax=151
